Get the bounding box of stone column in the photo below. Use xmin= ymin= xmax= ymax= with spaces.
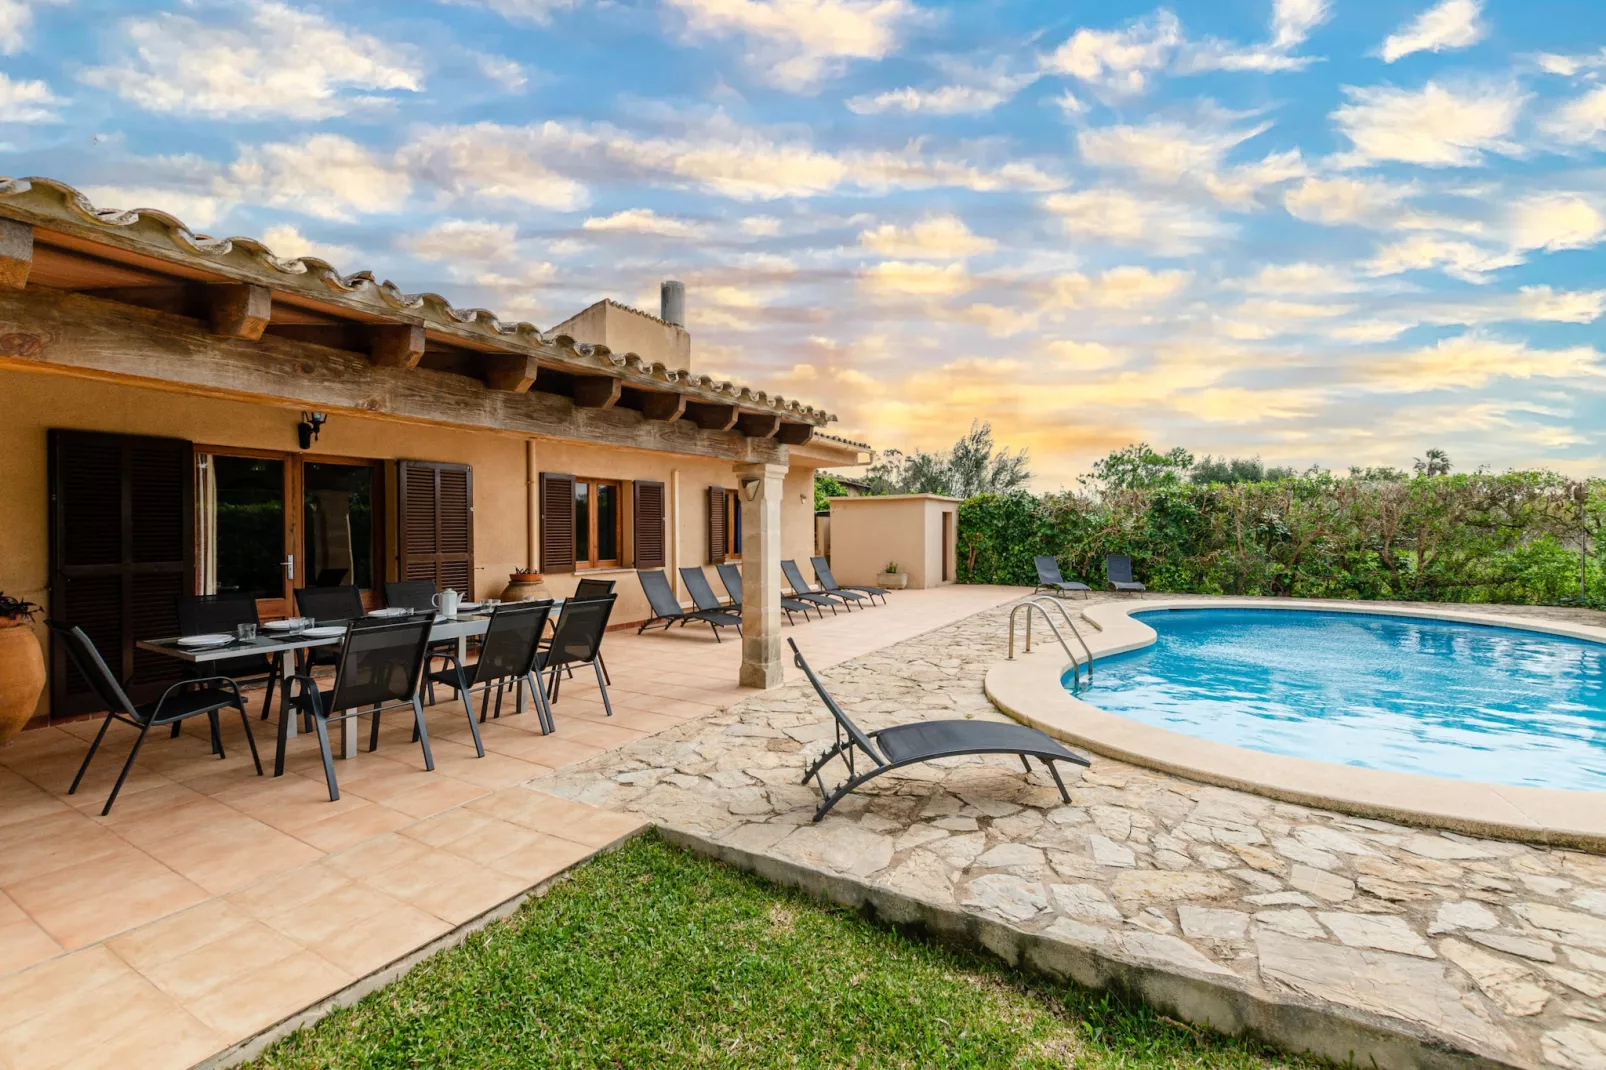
xmin=735 ymin=461 xmax=787 ymax=688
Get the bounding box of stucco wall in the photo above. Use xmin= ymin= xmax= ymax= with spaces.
xmin=825 ymin=495 xmax=961 ymax=589
xmin=549 ymin=302 xmax=693 ymax=371
xmin=0 ymin=366 xmax=818 ymax=722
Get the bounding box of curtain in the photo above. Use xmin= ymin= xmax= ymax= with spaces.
xmin=196 ymin=453 xmax=218 ymax=595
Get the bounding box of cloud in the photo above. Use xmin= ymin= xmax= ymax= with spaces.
xmin=1515 ymin=285 xmax=1606 ymax=323
xmin=1361 ymin=333 xmax=1605 ymax=393
xmin=228 ymin=135 xmax=411 ymax=221
xmin=80 ymin=1 xmax=421 ymax=119
xmin=1172 ymin=386 xmax=1324 ymax=422
xmin=1043 ymin=10 xmax=1181 ymax=95
xmin=740 ymin=216 xmax=782 ymax=236
xmin=401 ymin=124 xmax=591 ymax=210
xmin=0 ymin=0 xmax=61 ymax=54
xmin=1077 ymin=118 xmax=1305 ymax=207
xmin=400 ymin=219 xmax=519 ymax=263
xmin=76 ymin=183 xmax=234 ymax=230
xmin=0 ymin=71 xmax=57 ymax=121
xmin=258 ymin=224 xmax=358 ymax=265
xmin=1241 ymin=262 xmax=1360 ymax=295
xmin=1046 ymin=340 xmax=1124 ymax=370
xmin=1043 ymin=188 xmax=1229 ymax=254
xmin=1365 ymin=234 xmax=1520 ymax=282
xmin=474 ymin=53 xmax=528 ymax=92
xmin=1507 ymin=192 xmax=1606 ymax=252
xmin=582 ymin=208 xmax=703 ymax=238
xmin=1380 ymin=0 xmax=1484 ymax=63
xmin=1533 ymin=49 xmax=1606 ymax=78
xmin=665 ymin=0 xmax=916 ymax=90
xmin=860 ymin=260 xmax=973 ymax=297
xmin=1046 ymin=266 xmax=1191 ymax=309
xmin=858 ymin=215 xmax=995 ymax=258
xmin=1542 ymin=86 xmax=1606 ymax=147
xmin=446 ymin=0 xmax=578 ymax=25
xmin=1185 ymin=0 xmax=1330 ymax=73
xmin=1283 ymin=174 xmax=1413 ymax=225
xmin=1330 ymin=80 xmax=1525 ymax=167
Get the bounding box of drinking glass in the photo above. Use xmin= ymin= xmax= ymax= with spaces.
xmin=235 ymin=623 xmax=257 ymax=642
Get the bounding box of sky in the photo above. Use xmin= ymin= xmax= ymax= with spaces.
xmin=1 ymin=0 xmax=1604 ymax=488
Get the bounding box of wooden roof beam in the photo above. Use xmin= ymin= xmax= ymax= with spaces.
xmin=736 ymin=413 xmax=782 ymax=440
xmin=207 ymin=283 xmax=270 ymax=340
xmin=368 ymin=324 xmax=426 ymax=369
xmin=641 ymin=392 xmax=687 ymax=423
xmin=777 ymin=422 xmax=816 ymax=447
xmin=0 ymin=220 xmax=33 ymax=290
xmin=484 ymin=353 xmax=537 ymax=393
xmin=685 ymin=401 xmax=738 ymax=432
xmin=573 ymin=375 xmax=622 ymax=409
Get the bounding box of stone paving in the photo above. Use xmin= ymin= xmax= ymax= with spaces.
xmin=535 ymin=596 xmax=1606 ymax=1070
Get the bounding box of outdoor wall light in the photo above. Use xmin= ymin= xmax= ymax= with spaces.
xmin=741 ymin=478 xmax=761 ymax=501
xmin=297 ymin=411 xmax=328 ymax=450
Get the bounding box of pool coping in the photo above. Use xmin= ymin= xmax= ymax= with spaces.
xmin=984 ymin=597 xmax=1606 ymax=853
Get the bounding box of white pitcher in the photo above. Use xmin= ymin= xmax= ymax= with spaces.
xmin=432 ymin=588 xmax=461 ymax=619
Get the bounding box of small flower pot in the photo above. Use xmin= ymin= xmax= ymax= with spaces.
xmin=0 ymin=618 xmax=45 ymax=745
xmin=501 ymin=572 xmax=551 ymax=602
xmin=876 ymin=572 xmax=909 ymax=590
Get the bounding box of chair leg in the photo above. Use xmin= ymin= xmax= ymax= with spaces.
xmin=528 ymin=671 xmax=553 ymax=734
xmin=369 ymin=705 xmax=384 ymax=753
xmin=236 ymin=705 xmax=264 ymax=776
xmin=411 ymin=696 xmax=435 ymax=771
xmin=170 ymin=722 xmax=182 ymax=740
xmin=1046 ymin=759 xmax=1071 ymax=803
xmin=464 ymin=681 xmax=486 ymax=758
xmin=101 ymin=719 xmax=153 ymax=816
xmin=596 ymin=652 xmax=611 ymax=686
xmin=550 ymin=667 xmax=562 ymax=703
xmin=260 ymin=660 xmax=279 ymax=722
xmin=274 ymin=678 xmax=294 ymax=777
xmin=69 ymin=713 xmax=116 ymax=795
xmin=593 ymin=660 xmax=613 ymax=718
xmin=477 ymin=678 xmax=491 ymax=724
xmin=311 ymin=714 xmax=339 ymax=802
xmin=1021 ymin=755 xmax=1032 ymax=772
xmin=208 ymin=710 xmax=225 ymax=758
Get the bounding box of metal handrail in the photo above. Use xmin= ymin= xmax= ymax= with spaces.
xmin=1028 ymin=596 xmax=1095 ymax=686
xmin=1007 ymin=601 xmax=1086 ymax=691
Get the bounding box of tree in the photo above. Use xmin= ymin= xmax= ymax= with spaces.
xmin=813 ymin=473 xmax=846 ymax=512
xmin=1414 ymin=448 xmax=1453 ymax=476
xmin=864 ymin=421 xmax=1031 ymax=497
xmin=1084 ymin=443 xmax=1195 ymax=493
xmin=1191 ymin=455 xmax=1295 ymax=485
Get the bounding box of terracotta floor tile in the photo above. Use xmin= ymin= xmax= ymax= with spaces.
xmin=465 ymin=786 xmax=607 ymax=834
xmin=302 ymin=901 xmax=452 ymax=977
xmin=358 ymin=848 xmax=526 ymax=924
xmin=104 ymin=898 xmax=254 ymax=973
xmin=185 ymin=949 xmax=351 ymax=1040
xmin=486 ymin=832 xmax=597 ymax=883
xmin=13 ymin=862 xmax=210 ymax=950
xmin=0 ymin=945 xmax=132 ymax=1032
xmin=546 ymin=806 xmax=649 ymax=849
xmin=0 ymin=769 xmax=70 ymax=830
xmin=290 ymin=800 xmax=414 ymax=852
xmin=0 ymin=808 xmax=127 ymax=887
xmin=400 ymin=807 xmax=545 ymax=866
xmin=366 ymin=774 xmax=489 ymax=820
xmin=226 ymin=859 xmax=351 ymax=921
xmin=210 ymin=771 xmax=371 ymax=831
xmin=142 ymin=816 xmax=323 ymax=896
xmin=69 ymin=1010 xmax=223 ymax=1070
xmin=483 ymin=732 xmax=605 ymax=768
xmin=250 ymin=878 xmax=391 ymax=946
xmin=136 ymin=920 xmax=303 ymax=1003
xmin=324 ymin=831 xmax=438 ymax=880
xmin=421 ymin=744 xmax=552 ymax=790
xmin=0 ymin=915 xmax=62 ymax=977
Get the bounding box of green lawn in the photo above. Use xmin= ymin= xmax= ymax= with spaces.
xmin=254 ymin=833 xmax=1313 ymax=1069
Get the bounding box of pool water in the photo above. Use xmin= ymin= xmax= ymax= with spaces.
xmin=1072 ymin=608 xmax=1606 ymax=790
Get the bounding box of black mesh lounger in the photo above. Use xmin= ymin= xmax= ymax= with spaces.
xmin=811 ymin=556 xmax=887 ymax=605
xmin=1105 ymin=554 xmax=1147 ymax=593
xmin=636 ymin=569 xmax=741 ymax=642
xmin=780 ymin=559 xmax=847 ymax=614
xmin=716 ymin=563 xmax=816 ymax=624
xmin=1034 ymin=555 xmax=1091 ymax=598
xmin=791 ymin=639 xmax=1089 ymax=822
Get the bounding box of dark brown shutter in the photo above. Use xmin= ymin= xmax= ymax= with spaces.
xmin=707 ymin=487 xmax=727 ymax=564
xmin=49 ymin=430 xmax=193 ymax=717
xmin=397 ymin=461 xmax=474 ymax=592
xmin=633 ymin=480 xmax=666 ymax=569
xmin=540 ymin=472 xmax=576 ymax=574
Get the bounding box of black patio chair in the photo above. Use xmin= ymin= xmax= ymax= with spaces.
xmin=716 ymin=562 xmax=815 ymax=624
xmin=428 ymin=601 xmax=555 ymax=739
xmin=1035 ymin=556 xmax=1091 ymax=599
xmin=178 ymin=593 xmax=280 ymax=723
xmin=384 ymin=580 xmax=437 ymax=612
xmin=780 ymin=559 xmax=847 ymax=614
xmin=811 ymin=556 xmax=886 ymax=605
xmin=680 ymin=566 xmax=742 ymax=617
xmin=47 ymin=620 xmax=261 ymax=815
xmin=1106 ymin=554 xmax=1147 ymax=593
xmin=294 ymin=584 xmax=366 ymax=674
xmin=635 ymin=569 xmax=741 ymax=641
xmin=791 ymin=638 xmax=1088 ymax=822
xmin=275 ymin=616 xmax=435 ymax=802
xmin=571 ymin=578 xmax=615 ymax=684
xmin=539 ymin=595 xmax=616 ymax=717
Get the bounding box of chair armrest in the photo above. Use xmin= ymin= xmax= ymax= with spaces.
xmin=150 ymin=674 xmax=243 ymax=713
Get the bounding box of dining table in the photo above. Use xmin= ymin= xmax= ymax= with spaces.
xmin=137 ymin=601 xmax=564 ymax=760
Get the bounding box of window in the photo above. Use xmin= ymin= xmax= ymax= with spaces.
xmin=707 ymin=486 xmax=742 ymax=563
xmin=575 ymin=477 xmax=622 ymax=570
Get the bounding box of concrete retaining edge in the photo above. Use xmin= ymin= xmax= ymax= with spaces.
xmin=662 ymin=826 xmax=1517 ymax=1070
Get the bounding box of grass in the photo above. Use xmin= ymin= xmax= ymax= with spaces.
xmin=253 ymin=833 xmax=1315 ymax=1069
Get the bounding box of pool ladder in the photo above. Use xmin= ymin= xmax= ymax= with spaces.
xmin=1007 ymin=597 xmax=1096 ymax=693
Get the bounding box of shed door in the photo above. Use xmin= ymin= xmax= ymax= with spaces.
xmin=397 ymin=461 xmax=474 ymax=594
xmin=48 ymin=430 xmax=194 ymax=718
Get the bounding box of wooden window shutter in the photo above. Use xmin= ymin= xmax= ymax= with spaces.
xmin=707 ymin=487 xmax=727 ymax=564
xmin=49 ymin=430 xmax=193 ymax=718
xmin=633 ymin=480 xmax=666 ymax=569
xmin=397 ymin=461 xmax=474 ymax=593
xmin=540 ymin=472 xmax=576 ymax=574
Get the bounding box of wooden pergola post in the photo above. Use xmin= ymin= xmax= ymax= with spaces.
xmin=734 ymin=461 xmax=787 ymax=688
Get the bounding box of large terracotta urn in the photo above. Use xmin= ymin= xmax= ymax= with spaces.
xmin=0 ymin=619 xmax=45 ymax=746
xmin=500 ymin=571 xmax=553 ymax=603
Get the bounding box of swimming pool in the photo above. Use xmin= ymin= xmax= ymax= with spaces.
xmin=1071 ymin=608 xmax=1606 ymax=791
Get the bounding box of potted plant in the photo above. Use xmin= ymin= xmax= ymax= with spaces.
xmin=500 ymin=569 xmax=551 ymax=602
xmin=876 ymin=561 xmax=909 ymax=590
xmin=0 ymin=593 xmax=44 ymax=746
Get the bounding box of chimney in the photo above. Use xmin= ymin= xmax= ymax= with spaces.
xmin=660 ymin=279 xmax=686 ymax=328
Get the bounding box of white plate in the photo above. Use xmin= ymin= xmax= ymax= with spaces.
xmin=367 ymin=608 xmax=410 ymax=618
xmin=263 ymin=620 xmax=306 ymax=633
xmin=457 ymin=602 xmax=483 ymax=612
xmin=302 ymin=625 xmax=347 ymax=639
xmin=177 ymin=633 xmax=234 ymax=647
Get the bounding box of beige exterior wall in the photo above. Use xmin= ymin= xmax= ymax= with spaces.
xmin=825 ymin=494 xmax=961 ymax=590
xmin=0 ymin=366 xmax=822 ymax=721
xmin=549 ymin=302 xmax=693 ymax=371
